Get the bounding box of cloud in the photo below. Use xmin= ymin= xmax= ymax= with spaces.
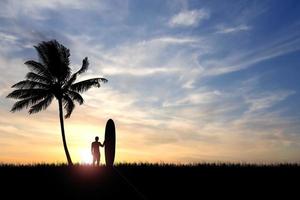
xmin=102 ymin=66 xmax=179 ymax=76
xmin=216 ymin=24 xmax=251 ymax=34
xmin=245 ymin=90 xmax=295 ymax=112
xmin=70 ymin=35 xmax=205 ymax=78
xmin=168 ymin=9 xmax=210 ymax=27
xmin=150 ymin=36 xmax=198 ymax=44
xmin=0 ymin=32 xmax=18 ymax=43
xmin=162 ymin=89 xmax=222 ymax=107
xmin=0 ymin=0 xmax=129 ymax=21
xmin=202 ymin=33 xmax=300 ymax=76
xmin=100 ymin=37 xmax=200 ymax=76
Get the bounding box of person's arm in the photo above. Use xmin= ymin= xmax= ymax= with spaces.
xmin=91 ymin=143 xmax=93 ymax=154
xmin=100 ymin=141 xmax=105 ymax=147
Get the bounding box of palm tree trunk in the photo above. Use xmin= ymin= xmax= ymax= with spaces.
xmin=58 ymin=98 xmax=73 ymax=165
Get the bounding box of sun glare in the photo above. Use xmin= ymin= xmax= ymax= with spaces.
xmin=79 ymin=149 xmax=92 ymax=164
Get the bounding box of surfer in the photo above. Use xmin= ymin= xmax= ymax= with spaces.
xmin=91 ymin=136 xmax=104 ymax=166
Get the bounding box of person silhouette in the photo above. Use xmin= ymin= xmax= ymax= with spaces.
xmin=91 ymin=136 xmax=104 ymax=166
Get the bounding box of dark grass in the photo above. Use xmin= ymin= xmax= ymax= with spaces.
xmin=1 ymin=163 xmax=299 ymax=199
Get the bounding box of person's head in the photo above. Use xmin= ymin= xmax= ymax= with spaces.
xmin=95 ymin=136 xmax=99 ymax=141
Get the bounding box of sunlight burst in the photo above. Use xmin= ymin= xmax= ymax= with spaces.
xmin=79 ymin=149 xmax=92 ymax=164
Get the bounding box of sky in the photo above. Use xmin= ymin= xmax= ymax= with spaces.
xmin=0 ymin=0 xmax=300 ymax=164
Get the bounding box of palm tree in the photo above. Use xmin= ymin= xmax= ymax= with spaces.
xmin=6 ymin=40 xmax=107 ymax=165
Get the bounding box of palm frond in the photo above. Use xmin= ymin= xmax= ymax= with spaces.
xmin=10 ymin=94 xmax=50 ymax=112
xmin=11 ymin=80 xmax=50 ymax=89
xmin=70 ymin=78 xmax=108 ymax=93
xmin=78 ymin=57 xmax=89 ymax=75
xmin=63 ymin=57 xmax=89 ymax=90
xmin=7 ymin=89 xmax=48 ymax=99
xmin=62 ymin=94 xmax=75 ymax=118
xmin=66 ymin=90 xmax=84 ymax=105
xmin=34 ymin=44 xmax=49 ymax=68
xmin=63 ymin=73 xmax=77 ymax=90
xmin=26 ymin=72 xmax=52 ymax=84
xmin=34 ymin=40 xmax=71 ymax=83
xmin=24 ymin=60 xmax=53 ymax=79
xmin=29 ymin=95 xmax=54 ymax=114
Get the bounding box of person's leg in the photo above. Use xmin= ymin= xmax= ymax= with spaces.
xmin=96 ymin=155 xmax=100 ymax=166
xmin=92 ymin=155 xmax=96 ymax=166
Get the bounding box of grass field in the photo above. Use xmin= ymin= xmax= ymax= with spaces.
xmin=0 ymin=163 xmax=299 ymax=199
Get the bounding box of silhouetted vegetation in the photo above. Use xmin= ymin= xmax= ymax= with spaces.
xmin=0 ymin=163 xmax=299 ymax=199
xmin=6 ymin=40 xmax=107 ymax=165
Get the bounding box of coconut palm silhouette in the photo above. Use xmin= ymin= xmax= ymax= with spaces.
xmin=6 ymin=40 xmax=107 ymax=165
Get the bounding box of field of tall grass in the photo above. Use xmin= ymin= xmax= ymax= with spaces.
xmin=0 ymin=162 xmax=299 ymax=199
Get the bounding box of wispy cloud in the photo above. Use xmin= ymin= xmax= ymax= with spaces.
xmin=0 ymin=32 xmax=18 ymax=43
xmin=162 ymin=89 xmax=221 ymax=107
xmin=150 ymin=36 xmax=198 ymax=44
xmin=102 ymin=66 xmax=180 ymax=76
xmin=0 ymin=0 xmax=129 ymax=21
xmin=202 ymin=33 xmax=300 ymax=76
xmin=216 ymin=24 xmax=251 ymax=34
xmin=77 ymin=35 xmax=204 ymax=77
xmin=245 ymin=90 xmax=295 ymax=113
xmin=168 ymin=9 xmax=210 ymax=27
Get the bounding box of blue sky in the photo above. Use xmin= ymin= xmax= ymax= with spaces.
xmin=0 ymin=0 xmax=300 ymax=163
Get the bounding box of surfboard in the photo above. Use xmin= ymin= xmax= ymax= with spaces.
xmin=104 ymin=119 xmax=116 ymax=166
